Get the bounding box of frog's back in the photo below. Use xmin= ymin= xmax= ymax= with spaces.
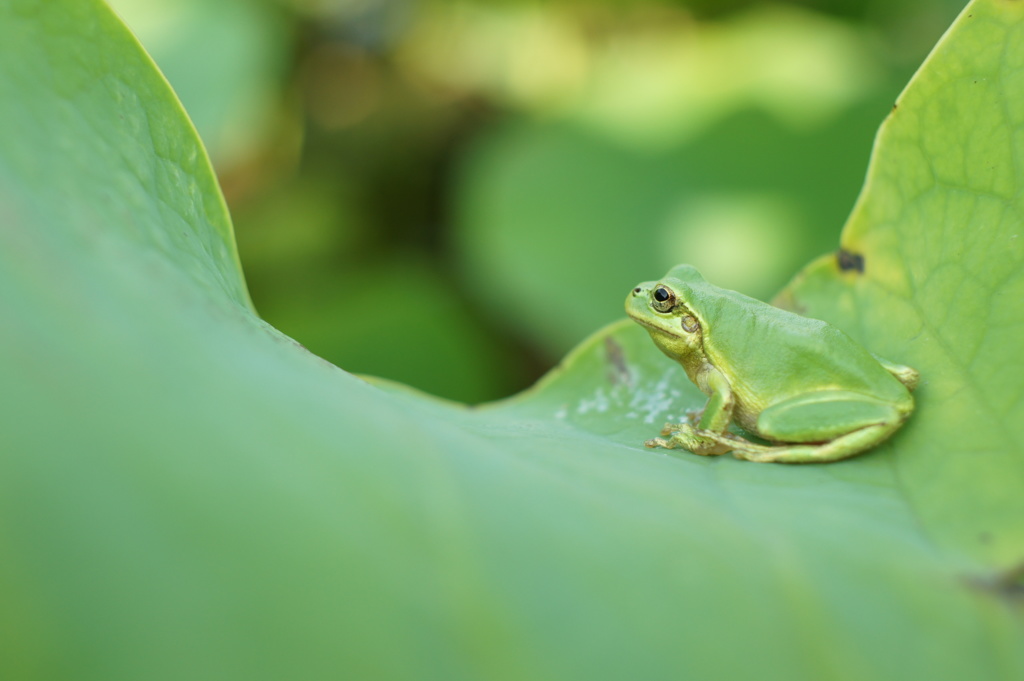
xmin=667 ymin=265 xmax=908 ymax=404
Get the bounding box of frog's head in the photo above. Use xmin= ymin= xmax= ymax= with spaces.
xmin=625 ymin=275 xmax=704 ymax=362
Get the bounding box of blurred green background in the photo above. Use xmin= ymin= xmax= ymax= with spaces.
xmin=108 ymin=0 xmax=965 ymax=403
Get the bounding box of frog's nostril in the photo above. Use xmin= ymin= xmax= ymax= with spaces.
xmin=633 ymin=287 xmax=641 ymax=294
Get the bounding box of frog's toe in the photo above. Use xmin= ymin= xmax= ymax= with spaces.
xmin=659 ymin=422 xmax=686 ymax=436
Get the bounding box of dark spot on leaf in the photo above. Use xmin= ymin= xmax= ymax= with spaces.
xmin=604 ymin=337 xmax=631 ymax=386
xmin=892 ymin=102 xmax=898 ymax=110
xmin=964 ymin=560 xmax=1024 ymax=602
xmin=836 ymin=249 xmax=865 ymax=273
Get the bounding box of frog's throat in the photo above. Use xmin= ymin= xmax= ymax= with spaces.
xmin=633 ymin=320 xmax=707 ymax=385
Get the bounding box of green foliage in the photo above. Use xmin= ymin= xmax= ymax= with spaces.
xmin=0 ymin=2 xmax=1021 ymax=681
xmin=777 ymin=0 xmax=1024 ymax=567
xmin=107 ymin=0 xmax=966 ymax=402
xmin=455 ymin=106 xmax=881 ymax=358
xmin=453 ymin=8 xmax=895 ymax=358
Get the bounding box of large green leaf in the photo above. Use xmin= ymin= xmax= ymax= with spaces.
xmin=1 ymin=1 xmax=1021 ymax=681
xmin=777 ymin=0 xmax=1024 ymax=568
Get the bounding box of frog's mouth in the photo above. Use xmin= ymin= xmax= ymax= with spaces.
xmin=628 ymin=314 xmax=684 ymax=341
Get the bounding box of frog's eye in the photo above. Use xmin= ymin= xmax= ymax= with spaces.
xmin=651 ymin=286 xmax=675 ymax=312
xmin=681 ymin=315 xmax=699 ymax=333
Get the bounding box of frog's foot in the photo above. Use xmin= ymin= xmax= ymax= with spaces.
xmin=646 ymin=424 xmax=733 ymax=456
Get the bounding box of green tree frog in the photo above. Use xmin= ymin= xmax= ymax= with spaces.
xmin=625 ymin=265 xmax=919 ymax=463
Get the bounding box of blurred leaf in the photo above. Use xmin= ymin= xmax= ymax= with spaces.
xmin=255 ymin=256 xmax=523 ymax=404
xmin=451 ymin=7 xmax=916 ymax=360
xmin=107 ymin=0 xmax=291 ymax=168
xmin=233 ymin=175 xmax=361 ymax=272
xmin=398 ymin=1 xmax=591 ymax=111
xmin=454 ymin=103 xmax=888 ymax=358
xmin=777 ymin=0 xmax=1024 ymax=567
xmin=1 ymin=2 xmax=1022 ymax=681
xmin=570 ymin=5 xmax=886 ymax=146
xmin=232 ymin=178 xmax=521 ymax=403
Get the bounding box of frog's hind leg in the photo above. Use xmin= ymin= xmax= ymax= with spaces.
xmin=727 ymin=422 xmax=902 ymax=463
xmin=728 ymin=390 xmax=912 ymax=464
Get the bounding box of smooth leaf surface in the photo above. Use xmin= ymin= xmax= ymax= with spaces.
xmin=0 ymin=0 xmax=250 ymax=310
xmin=1 ymin=1 xmax=1021 ymax=681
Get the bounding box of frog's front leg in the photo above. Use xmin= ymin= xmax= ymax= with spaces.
xmin=645 ymin=424 xmax=733 ymax=456
xmin=647 ymin=367 xmax=734 ymax=456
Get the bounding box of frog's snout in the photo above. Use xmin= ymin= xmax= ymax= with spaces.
xmin=626 ymin=285 xmax=645 ymax=315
